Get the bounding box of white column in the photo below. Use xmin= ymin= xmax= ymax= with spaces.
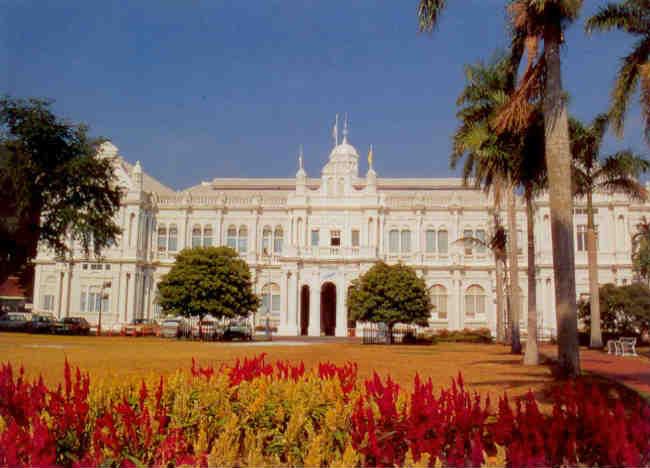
xmin=335 ymin=273 xmax=347 ymax=337
xmin=283 ymin=270 xmax=298 ymax=335
xmin=308 ymin=276 xmax=320 ymax=336
xmin=279 ymin=270 xmax=288 ymax=333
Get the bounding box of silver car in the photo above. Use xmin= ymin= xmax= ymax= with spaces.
xmin=160 ymin=317 xmax=188 ymax=338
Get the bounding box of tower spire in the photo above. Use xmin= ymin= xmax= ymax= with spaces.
xmin=343 ymin=113 xmax=349 ymax=143
xmin=298 ymin=144 xmax=304 ymax=170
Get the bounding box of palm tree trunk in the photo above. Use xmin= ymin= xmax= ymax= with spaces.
xmin=507 ymin=181 xmax=522 ymax=354
xmin=523 ymin=185 xmax=539 ymax=365
xmin=586 ymin=192 xmax=602 ymax=348
xmin=495 ymin=249 xmax=506 ymax=343
xmin=543 ymin=23 xmax=580 ymax=376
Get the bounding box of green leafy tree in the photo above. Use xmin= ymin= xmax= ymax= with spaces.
xmin=419 ymin=0 xmax=583 ymax=376
xmin=570 ymin=113 xmax=649 ymax=348
xmin=347 ymin=262 xmax=432 ymax=338
xmin=585 ymin=0 xmax=650 ymax=143
xmin=632 ymin=217 xmax=650 ymax=283
xmin=157 ymin=246 xmax=260 ymax=321
xmin=579 ymin=282 xmax=650 ymax=336
xmin=0 ymin=97 xmax=121 ymax=286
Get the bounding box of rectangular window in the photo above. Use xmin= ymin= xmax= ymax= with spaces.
xmin=238 ymin=237 xmax=248 ymax=254
xmin=425 ymin=230 xmax=436 ymax=253
xmin=464 ymin=229 xmax=474 ymax=255
xmin=273 ymin=236 xmax=283 ymax=254
xmin=438 ymin=230 xmax=448 ymax=254
xmin=577 ymin=224 xmax=587 ymax=252
xmin=351 ymin=229 xmax=360 ymax=247
xmin=389 ymin=230 xmax=400 ymax=253
xmin=401 ymin=230 xmax=411 ymax=253
xmin=311 ymin=229 xmax=319 ymax=247
xmin=42 ymin=294 xmax=54 ymax=311
xmin=476 ymin=229 xmax=486 ymax=254
xmin=80 ymin=292 xmax=87 ymax=312
xmin=330 ymin=230 xmax=341 ymax=247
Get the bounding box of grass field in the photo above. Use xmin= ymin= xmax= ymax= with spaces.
xmin=0 ymin=332 xmax=558 ymax=400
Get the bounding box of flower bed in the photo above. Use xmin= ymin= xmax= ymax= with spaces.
xmin=0 ymin=353 xmax=648 ymax=467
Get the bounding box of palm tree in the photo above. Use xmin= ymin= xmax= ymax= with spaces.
xmin=452 ymin=55 xmax=522 ymax=353
xmin=570 ymin=114 xmax=649 ymax=348
xmin=585 ymin=1 xmax=650 ymax=143
xmin=419 ymin=0 xmax=583 ymax=376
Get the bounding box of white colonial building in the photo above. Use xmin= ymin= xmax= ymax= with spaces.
xmin=32 ymin=125 xmax=649 ymax=338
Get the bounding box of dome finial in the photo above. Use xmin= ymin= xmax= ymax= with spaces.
xmin=332 ymin=114 xmax=339 ymax=147
xmin=298 ymin=144 xmax=304 ymax=170
xmin=342 ymin=113 xmax=349 ymax=143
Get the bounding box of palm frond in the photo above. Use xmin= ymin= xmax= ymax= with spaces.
xmin=585 ymin=2 xmax=649 ymax=35
xmin=610 ymin=38 xmax=650 ymax=137
xmin=418 ymin=0 xmax=447 ymax=32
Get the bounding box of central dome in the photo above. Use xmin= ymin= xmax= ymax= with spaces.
xmin=322 ymin=138 xmax=359 ymax=177
xmin=329 ymin=140 xmax=359 ymax=161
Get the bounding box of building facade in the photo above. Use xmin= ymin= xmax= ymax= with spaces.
xmin=32 ymin=129 xmax=649 ymax=338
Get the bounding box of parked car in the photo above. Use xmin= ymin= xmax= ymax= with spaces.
xmin=122 ymin=318 xmax=158 ymax=337
xmin=191 ymin=316 xmax=221 ymax=341
xmin=159 ymin=317 xmax=189 ymax=338
xmin=53 ymin=317 xmax=91 ymax=335
xmin=222 ymin=321 xmax=253 ymax=341
xmin=29 ymin=314 xmax=57 ymax=333
xmin=0 ymin=312 xmax=31 ymax=332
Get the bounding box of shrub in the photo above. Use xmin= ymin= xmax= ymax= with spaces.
xmin=434 ymin=328 xmax=493 ymax=343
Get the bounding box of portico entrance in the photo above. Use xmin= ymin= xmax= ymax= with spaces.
xmin=320 ymin=282 xmax=336 ymax=336
xmin=300 ymin=285 xmax=310 ymax=336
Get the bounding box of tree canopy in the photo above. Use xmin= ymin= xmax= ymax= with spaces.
xmin=0 ymin=97 xmax=121 ymax=286
xmin=578 ymin=282 xmax=650 ymax=336
xmin=347 ymin=262 xmax=432 ymax=330
xmin=156 ymin=246 xmax=260 ymax=320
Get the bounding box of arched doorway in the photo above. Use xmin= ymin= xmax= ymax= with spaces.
xmin=300 ymin=285 xmax=310 ymax=336
xmin=320 ymin=282 xmax=336 ymax=336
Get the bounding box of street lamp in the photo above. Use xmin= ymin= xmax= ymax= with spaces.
xmin=97 ymin=280 xmax=111 ymax=336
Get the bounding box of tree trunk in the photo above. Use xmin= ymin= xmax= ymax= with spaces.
xmin=523 ymin=185 xmax=539 ymax=365
xmin=587 ymin=192 xmax=602 ymax=348
xmin=495 ymin=252 xmax=506 ymax=343
xmin=507 ymin=182 xmax=522 ymax=354
xmin=543 ymin=24 xmax=580 ymax=376
xmin=493 ymin=181 xmax=506 ymax=344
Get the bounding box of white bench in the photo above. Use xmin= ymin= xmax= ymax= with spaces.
xmin=606 ymin=337 xmax=637 ymax=356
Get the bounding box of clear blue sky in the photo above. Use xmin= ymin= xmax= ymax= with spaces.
xmin=1 ymin=0 xmax=646 ymax=190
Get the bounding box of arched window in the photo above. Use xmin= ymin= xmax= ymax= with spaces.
xmin=274 ymin=226 xmax=283 ymax=254
xmin=438 ymin=229 xmax=448 ymax=254
xmin=203 ymin=225 xmax=213 ymax=247
xmin=262 ymin=226 xmax=272 ymax=254
xmin=238 ymin=225 xmax=248 ymax=253
xmin=401 ymin=229 xmax=411 ymax=253
xmin=168 ymin=224 xmax=178 ymax=252
xmin=157 ymin=224 xmax=167 ymax=253
xmin=260 ymin=283 xmax=281 ymax=326
xmin=191 ymin=224 xmax=202 ymax=248
xmin=476 ymin=229 xmax=487 ymax=253
xmin=425 ymin=229 xmax=436 ymax=253
xmin=430 ymin=285 xmax=447 ymax=320
xmin=389 ymin=229 xmax=399 ymax=253
xmin=465 ymin=285 xmax=485 ymax=318
xmin=227 ymin=226 xmax=237 ymax=250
